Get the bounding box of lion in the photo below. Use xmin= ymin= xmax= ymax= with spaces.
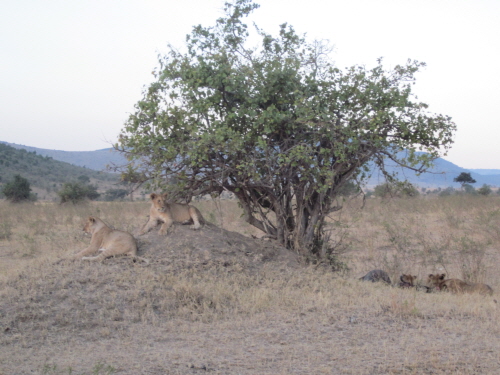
xmin=359 ymin=269 xmax=391 ymax=284
xmin=139 ymin=192 xmax=205 ymax=236
xmin=74 ymin=216 xmax=149 ymax=264
xmin=426 ymin=274 xmax=493 ymax=295
xmin=399 ymin=274 xmax=429 ymax=292
xmin=399 ymin=274 xmax=417 ymax=288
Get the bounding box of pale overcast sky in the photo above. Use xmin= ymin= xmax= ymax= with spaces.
xmin=1 ymin=0 xmax=499 ymax=169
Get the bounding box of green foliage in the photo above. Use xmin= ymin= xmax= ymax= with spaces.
xmin=373 ymin=181 xmax=419 ymax=198
xmin=57 ymin=182 xmax=100 ymax=204
xmin=2 ymin=174 xmax=35 ymax=202
xmin=116 ymin=0 xmax=455 ymax=254
xmin=103 ymin=188 xmax=129 ymax=201
xmin=477 ymin=184 xmax=492 ymax=196
xmin=454 ymin=172 xmax=476 ymax=188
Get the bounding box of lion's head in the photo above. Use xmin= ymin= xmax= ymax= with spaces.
xmin=150 ymin=193 xmax=168 ymax=213
xmin=426 ymin=273 xmax=446 ymax=290
xmin=400 ymin=274 xmax=417 ymax=287
xmin=83 ymin=216 xmax=100 ymax=235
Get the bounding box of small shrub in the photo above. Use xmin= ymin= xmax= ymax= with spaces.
xmin=57 ymin=182 xmax=100 ymax=204
xmin=2 ymin=174 xmax=35 ymax=202
xmin=438 ymin=187 xmax=455 ymax=197
xmin=463 ymin=183 xmax=476 ymax=195
xmin=374 ymin=181 xmax=419 ymax=198
xmin=103 ymin=188 xmax=129 ymax=201
xmin=477 ymin=184 xmax=492 ymax=196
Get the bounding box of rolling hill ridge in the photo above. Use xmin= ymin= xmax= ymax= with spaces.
xmin=2 ymin=141 xmax=500 ymax=189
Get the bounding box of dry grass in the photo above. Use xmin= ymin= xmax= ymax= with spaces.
xmin=1 ymin=196 xmax=500 ymax=374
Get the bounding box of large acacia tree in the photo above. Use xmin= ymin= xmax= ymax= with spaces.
xmin=116 ymin=0 xmax=455 ymax=255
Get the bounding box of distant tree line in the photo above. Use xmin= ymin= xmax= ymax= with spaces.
xmin=1 ymin=173 xmax=130 ymax=203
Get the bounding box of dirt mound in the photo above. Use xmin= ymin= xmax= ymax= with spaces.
xmin=0 ymin=224 xmax=299 ymax=341
xmin=137 ymin=223 xmax=300 ymax=273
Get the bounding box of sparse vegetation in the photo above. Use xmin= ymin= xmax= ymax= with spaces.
xmin=1 ymin=195 xmax=500 ymax=373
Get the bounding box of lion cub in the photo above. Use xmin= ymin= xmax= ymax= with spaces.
xmin=74 ymin=216 xmax=148 ymax=263
xmin=399 ymin=274 xmax=417 ymax=288
xmin=426 ymin=274 xmax=493 ymax=295
xmin=399 ymin=274 xmax=429 ymax=292
xmin=139 ymin=193 xmax=205 ymax=236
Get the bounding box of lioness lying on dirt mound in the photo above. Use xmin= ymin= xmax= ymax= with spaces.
xmin=74 ymin=216 xmax=149 ymax=264
xmin=426 ymin=274 xmax=493 ymax=295
xmin=139 ymin=192 xmax=205 ymax=236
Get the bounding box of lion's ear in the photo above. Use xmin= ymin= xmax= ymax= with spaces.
xmin=89 ymin=216 xmax=96 ymax=223
xmin=162 ymin=192 xmax=169 ymax=199
xmin=439 ymin=274 xmax=446 ymax=280
xmin=150 ymin=193 xmax=157 ymax=200
xmin=413 ymin=275 xmax=417 ymax=279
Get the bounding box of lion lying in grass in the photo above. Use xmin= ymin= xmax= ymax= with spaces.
xmin=139 ymin=192 xmax=205 ymax=236
xmin=399 ymin=274 xmax=429 ymax=292
xmin=74 ymin=216 xmax=148 ymax=264
xmin=426 ymin=274 xmax=493 ymax=295
xmin=399 ymin=274 xmax=417 ymax=288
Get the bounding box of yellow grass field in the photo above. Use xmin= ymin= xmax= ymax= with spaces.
xmin=1 ymin=196 xmax=500 ymax=374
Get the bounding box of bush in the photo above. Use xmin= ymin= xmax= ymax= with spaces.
xmin=477 ymin=184 xmax=492 ymax=196
xmin=463 ymin=183 xmax=476 ymax=195
xmin=373 ymin=181 xmax=419 ymax=198
xmin=58 ymin=182 xmax=100 ymax=204
xmin=2 ymin=174 xmax=36 ymax=202
xmin=104 ymin=188 xmax=129 ymax=201
xmin=438 ymin=187 xmax=455 ymax=197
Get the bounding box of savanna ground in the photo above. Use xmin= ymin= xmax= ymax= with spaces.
xmin=1 ymin=195 xmax=500 ymax=374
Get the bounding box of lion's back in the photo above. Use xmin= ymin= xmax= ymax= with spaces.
xmin=101 ymin=229 xmax=137 ymax=255
xmin=170 ymin=203 xmax=202 ymax=222
xmin=445 ymin=279 xmax=493 ymax=295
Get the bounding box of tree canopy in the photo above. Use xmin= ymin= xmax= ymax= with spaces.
xmin=115 ymin=0 xmax=456 ymax=256
xmin=454 ymin=172 xmax=476 ymax=188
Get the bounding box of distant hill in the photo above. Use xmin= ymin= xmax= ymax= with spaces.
xmin=468 ymin=169 xmax=500 ymax=176
xmin=0 ymin=142 xmax=127 ymax=171
xmin=2 ymin=141 xmax=500 ymax=190
xmin=0 ymin=143 xmax=120 ymax=200
xmin=368 ymin=154 xmax=500 ymax=188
